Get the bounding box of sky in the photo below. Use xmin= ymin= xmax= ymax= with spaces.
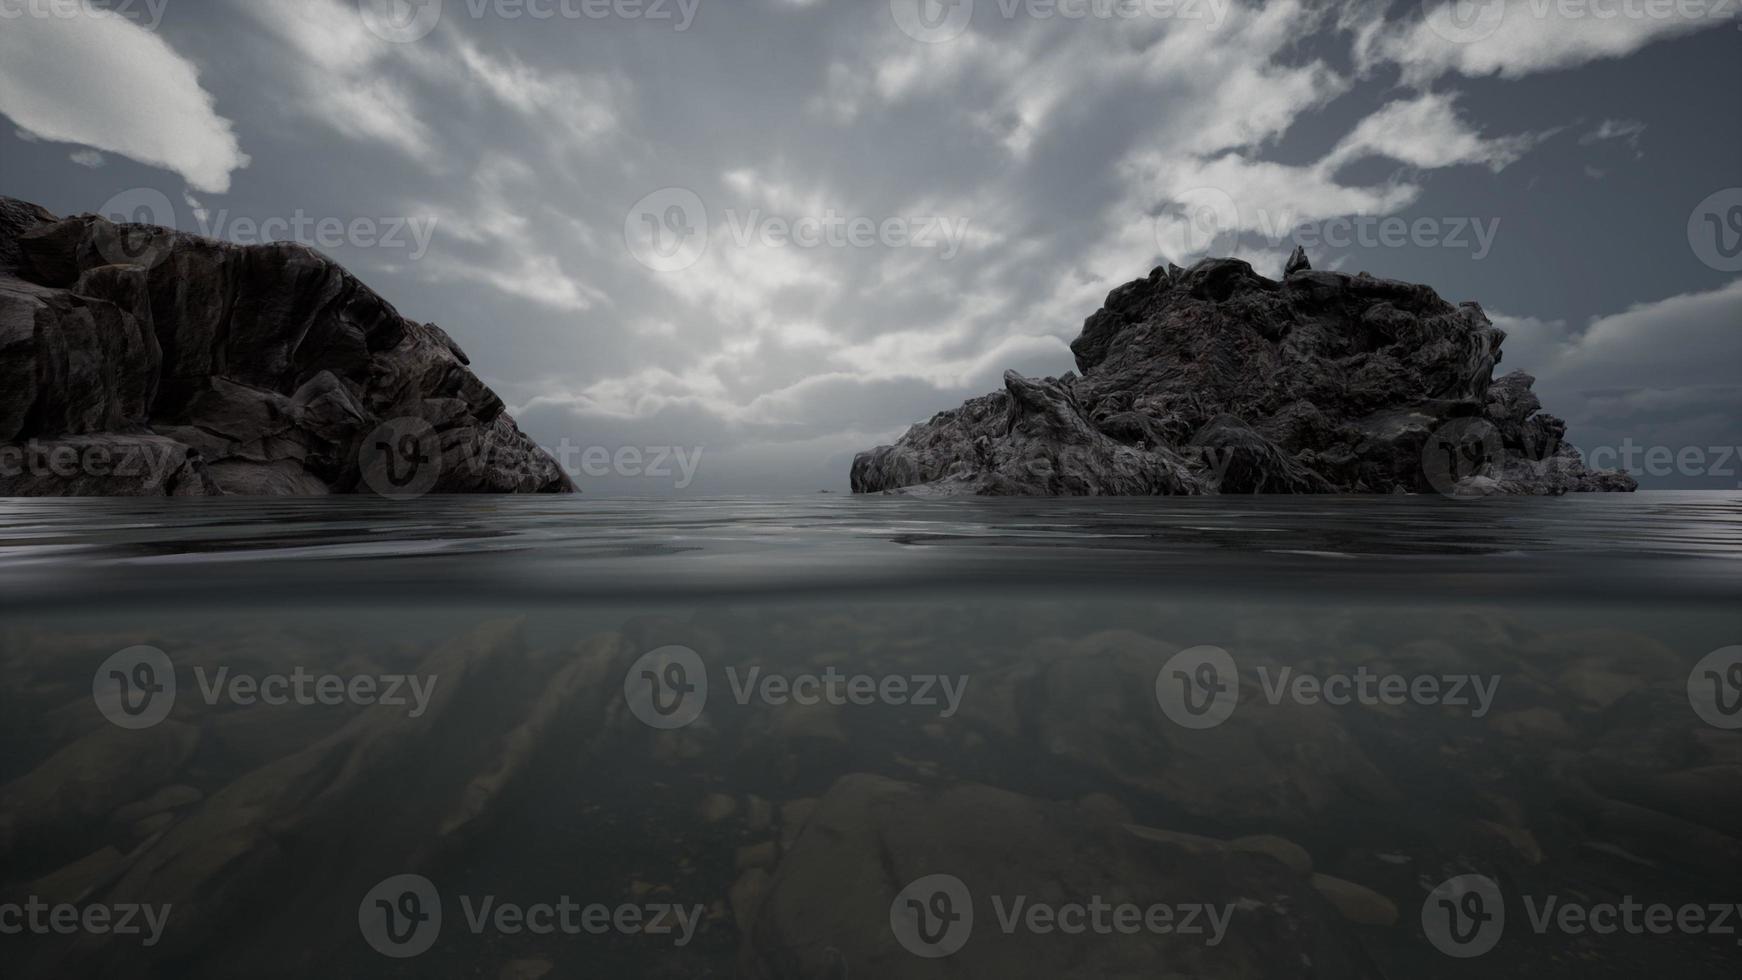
xmin=0 ymin=0 xmax=1738 ymax=492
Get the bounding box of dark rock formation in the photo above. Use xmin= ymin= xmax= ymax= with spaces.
xmin=853 ymin=255 xmax=1636 ymax=496
xmin=0 ymin=197 xmax=573 ymax=496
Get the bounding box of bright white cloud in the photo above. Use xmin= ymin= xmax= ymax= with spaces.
xmin=1371 ymin=0 xmax=1731 ymax=82
xmin=246 ymin=0 xmax=438 ymax=162
xmin=0 ymin=8 xmax=248 ymax=192
xmin=1324 ymin=92 xmax=1544 ymax=173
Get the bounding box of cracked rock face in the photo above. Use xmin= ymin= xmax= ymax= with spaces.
xmin=0 ymin=197 xmax=574 ymax=496
xmin=852 ymin=257 xmax=1637 ymax=496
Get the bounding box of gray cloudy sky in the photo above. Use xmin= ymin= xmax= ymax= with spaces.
xmin=1 ymin=0 xmax=1738 ymax=491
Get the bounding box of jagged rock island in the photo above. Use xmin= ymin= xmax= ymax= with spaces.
xmin=852 ymin=252 xmax=1636 ymax=496
xmin=0 ymin=197 xmax=573 ymax=495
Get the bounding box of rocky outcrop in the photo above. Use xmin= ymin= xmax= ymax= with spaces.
xmin=852 ymin=255 xmax=1636 ymax=496
xmin=0 ymin=197 xmax=573 ymax=495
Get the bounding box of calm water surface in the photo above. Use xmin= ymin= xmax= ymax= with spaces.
xmin=1 ymin=493 xmax=1739 ymax=978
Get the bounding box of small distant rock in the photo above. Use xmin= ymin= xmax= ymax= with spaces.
xmin=1310 ymin=873 xmax=1398 ymax=926
xmin=736 ymin=841 xmax=778 ymax=872
xmin=698 ymin=793 xmax=739 ymax=825
xmin=1477 ymin=819 xmax=1545 ymax=864
xmin=1492 ymin=706 xmax=1576 ymax=741
xmin=744 ymin=795 xmax=773 ymax=832
xmin=497 ymin=959 xmax=555 ymax=980
xmin=729 ymin=867 xmax=771 ymax=932
xmin=1284 ymin=245 xmax=1311 ymax=276
xmin=1232 ymin=834 xmax=1314 ymax=876
xmin=1076 ymin=792 xmax=1133 ymax=823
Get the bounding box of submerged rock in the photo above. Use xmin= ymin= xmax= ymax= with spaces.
xmin=0 ymin=196 xmax=573 ymax=495
xmin=742 ymin=773 xmax=1383 ymax=978
xmin=852 ymin=258 xmax=1635 ymax=496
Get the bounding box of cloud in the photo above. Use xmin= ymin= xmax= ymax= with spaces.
xmin=1323 ymin=92 xmax=1545 ymax=173
xmin=1492 ymin=280 xmax=1742 ymax=484
xmin=1504 ymin=278 xmax=1742 ymax=392
xmin=1579 ymin=117 xmax=1646 ymax=157
xmin=412 ymin=154 xmax=610 ymax=312
xmin=1370 ymin=0 xmax=1731 ymax=82
xmin=0 ymin=7 xmax=248 ymax=192
xmin=245 ymin=0 xmax=438 ymax=162
xmin=451 ymin=36 xmax=624 ymax=149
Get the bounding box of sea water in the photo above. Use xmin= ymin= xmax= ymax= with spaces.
xmin=1 ymin=493 xmax=1739 ymax=978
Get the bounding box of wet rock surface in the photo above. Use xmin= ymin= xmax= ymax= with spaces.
xmin=742 ymin=773 xmax=1382 ymax=979
xmin=0 ymin=197 xmax=572 ymax=496
xmin=852 ymin=257 xmax=1636 ymax=496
